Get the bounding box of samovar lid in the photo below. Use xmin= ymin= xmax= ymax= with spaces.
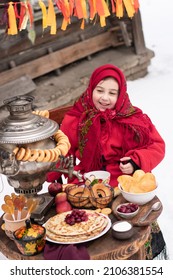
xmin=0 ymin=95 xmax=59 ymax=144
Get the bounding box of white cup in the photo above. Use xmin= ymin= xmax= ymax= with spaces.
xmin=3 ymin=209 xmax=30 ymax=240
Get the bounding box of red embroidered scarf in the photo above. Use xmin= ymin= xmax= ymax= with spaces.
xmin=66 ymin=64 xmax=153 ymax=171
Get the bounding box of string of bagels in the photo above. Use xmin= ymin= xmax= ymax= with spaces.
xmin=12 ymin=110 xmax=71 ymax=163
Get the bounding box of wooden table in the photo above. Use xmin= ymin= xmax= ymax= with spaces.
xmin=0 ymin=200 xmax=153 ymax=260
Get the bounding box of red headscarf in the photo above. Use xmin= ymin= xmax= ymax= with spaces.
xmin=66 ymin=64 xmax=153 ymax=171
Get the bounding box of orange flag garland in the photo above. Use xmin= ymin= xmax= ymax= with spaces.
xmin=3 ymin=0 xmax=140 ymax=35
xmin=89 ymin=0 xmax=96 ymax=20
xmin=55 ymin=0 xmax=71 ymax=30
xmin=96 ymin=0 xmax=110 ymax=27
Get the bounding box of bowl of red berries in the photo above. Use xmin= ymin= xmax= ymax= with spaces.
xmin=116 ymin=202 xmax=139 ymax=219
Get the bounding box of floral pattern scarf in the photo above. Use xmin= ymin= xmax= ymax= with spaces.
xmin=66 ymin=64 xmax=153 ymax=171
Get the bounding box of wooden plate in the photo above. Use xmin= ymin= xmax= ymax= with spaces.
xmin=111 ymin=194 xmax=163 ymax=226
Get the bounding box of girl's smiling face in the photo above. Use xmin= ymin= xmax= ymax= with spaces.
xmin=92 ymin=77 xmax=119 ymax=111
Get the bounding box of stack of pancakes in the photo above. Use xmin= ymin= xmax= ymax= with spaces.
xmin=45 ymin=210 xmax=109 ymax=243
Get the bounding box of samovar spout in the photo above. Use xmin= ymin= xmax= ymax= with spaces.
xmin=52 ymin=155 xmax=83 ymax=182
xmin=71 ymin=170 xmax=83 ymax=182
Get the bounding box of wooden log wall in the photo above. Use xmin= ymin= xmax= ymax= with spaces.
xmin=0 ymin=11 xmax=137 ymax=83
xmin=0 ymin=16 xmax=118 ymax=61
xmin=0 ymin=8 xmax=154 ymax=112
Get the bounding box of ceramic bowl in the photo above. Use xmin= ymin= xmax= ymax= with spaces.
xmin=84 ymin=170 xmax=110 ymax=185
xmin=118 ymin=184 xmax=157 ymax=205
xmin=111 ymin=221 xmax=134 ymax=240
xmin=116 ymin=203 xmax=139 ymax=219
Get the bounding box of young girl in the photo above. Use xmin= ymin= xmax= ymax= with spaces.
xmin=47 ymin=64 xmax=165 ymax=187
xmin=47 ymin=64 xmax=168 ymax=260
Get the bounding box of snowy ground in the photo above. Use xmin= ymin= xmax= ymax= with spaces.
xmin=0 ymin=0 xmax=173 ymax=260
xmin=128 ymin=0 xmax=173 ymax=259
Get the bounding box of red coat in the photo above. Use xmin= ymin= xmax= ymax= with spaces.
xmin=60 ymin=114 xmax=165 ymax=187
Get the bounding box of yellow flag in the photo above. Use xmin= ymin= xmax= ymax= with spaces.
xmin=39 ymin=0 xmax=48 ymax=30
xmin=7 ymin=2 xmax=18 ymax=35
xmin=47 ymin=0 xmax=57 ymax=34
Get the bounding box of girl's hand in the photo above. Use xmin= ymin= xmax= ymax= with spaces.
xmin=119 ymin=157 xmax=134 ymax=174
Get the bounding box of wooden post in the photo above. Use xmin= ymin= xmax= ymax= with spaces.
xmin=131 ymin=10 xmax=147 ymax=55
xmin=118 ymin=21 xmax=132 ymax=47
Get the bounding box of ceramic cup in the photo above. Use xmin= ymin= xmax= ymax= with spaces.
xmin=3 ymin=209 xmax=30 ymax=240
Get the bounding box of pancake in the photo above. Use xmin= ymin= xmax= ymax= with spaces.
xmin=45 ymin=209 xmax=109 ymax=242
